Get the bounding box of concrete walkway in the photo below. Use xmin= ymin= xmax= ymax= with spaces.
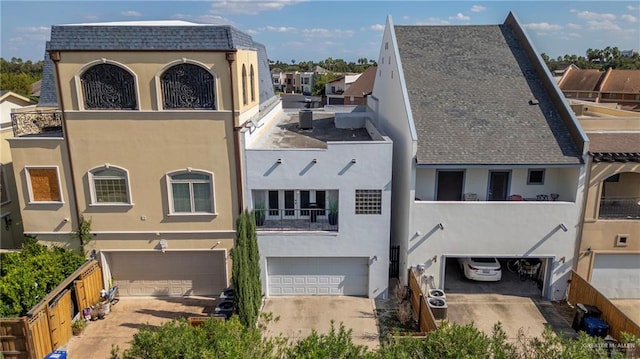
xmin=262 ymin=296 xmax=380 ymax=350
xmin=64 ymin=297 xmax=217 ymax=359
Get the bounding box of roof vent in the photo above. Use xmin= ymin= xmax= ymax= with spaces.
xmin=529 ymin=99 xmax=540 ymax=105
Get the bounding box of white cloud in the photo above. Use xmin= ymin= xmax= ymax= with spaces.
xmin=576 ymin=11 xmax=616 ymax=21
xmin=586 ymin=20 xmax=621 ymax=31
xmin=449 ymin=13 xmax=470 ymax=21
xmin=566 ymin=23 xmax=581 ymax=30
xmin=627 ymin=5 xmax=638 ymax=11
xmin=301 ymin=28 xmax=354 ymax=38
xmin=245 ymin=29 xmax=258 ymax=35
xmin=121 ymin=10 xmax=142 ymax=17
xmin=195 ymin=14 xmax=234 ymax=25
xmin=13 ymin=26 xmax=50 ymax=42
xmin=621 ymin=14 xmax=637 ymax=23
xmin=370 ymin=24 xmax=385 ymax=31
xmin=171 ymin=13 xmax=192 ymax=20
xmin=263 ymin=25 xmax=297 ymax=33
xmin=83 ymin=15 xmax=99 ymax=20
xmin=523 ymin=22 xmax=562 ymax=31
xmin=569 ymin=8 xmax=578 ymax=13
xmin=209 ymin=0 xmax=303 ymax=15
xmin=470 ymin=5 xmax=486 ymax=13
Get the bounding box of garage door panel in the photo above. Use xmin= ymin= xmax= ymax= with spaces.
xmin=591 ymin=254 xmax=640 ymax=299
xmin=108 ymin=251 xmax=226 ymax=297
xmin=268 ymin=257 xmax=368 ymax=296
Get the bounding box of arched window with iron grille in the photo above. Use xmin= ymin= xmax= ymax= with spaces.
xmin=161 ymin=64 xmax=216 ymax=110
xmin=81 ymin=63 xmax=137 ymax=110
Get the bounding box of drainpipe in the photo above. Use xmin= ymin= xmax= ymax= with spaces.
xmin=226 ymin=51 xmax=244 ymax=214
xmin=51 ymin=51 xmax=83 ymax=245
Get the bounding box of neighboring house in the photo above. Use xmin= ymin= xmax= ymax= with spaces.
xmin=369 ymin=13 xmax=588 ymax=300
xmin=8 ymin=20 xmax=277 ymax=297
xmin=1 ymin=91 xmax=33 ymax=248
xmin=299 ymin=72 xmax=314 ymax=95
xmin=272 ymin=68 xmax=285 ymax=92
xmin=559 ymin=67 xmax=640 ymax=111
xmin=326 ymin=74 xmax=362 ymax=105
xmin=571 ymin=100 xmax=640 ymax=298
xmin=243 ymin=108 xmax=393 ymax=298
xmin=31 ymin=79 xmax=42 ymax=98
xmin=551 ymin=64 xmax=579 ymax=83
xmin=343 ymin=66 xmax=376 ymax=105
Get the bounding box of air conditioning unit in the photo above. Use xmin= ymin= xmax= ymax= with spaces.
xmin=427 ymin=297 xmax=448 ymax=320
xmin=299 ymin=110 xmax=313 ymax=129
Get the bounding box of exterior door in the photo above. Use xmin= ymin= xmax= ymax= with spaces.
xmin=436 ymin=171 xmax=464 ymax=201
xmin=488 ymin=171 xmax=510 ymax=200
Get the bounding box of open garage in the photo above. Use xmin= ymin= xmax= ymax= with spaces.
xmin=107 ymin=250 xmax=227 ymax=297
xmin=267 ymin=257 xmax=369 ymax=296
xmin=443 ymin=257 xmax=550 ymax=297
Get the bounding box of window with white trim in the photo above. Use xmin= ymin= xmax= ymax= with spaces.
xmin=168 ymin=171 xmax=214 ymax=214
xmin=89 ymin=166 xmax=131 ymax=204
xmin=25 ymin=167 xmax=63 ymax=203
xmin=81 ymin=63 xmax=137 ymax=110
xmin=355 ymin=189 xmax=382 ymax=214
xmin=0 ymin=165 xmax=10 ymax=205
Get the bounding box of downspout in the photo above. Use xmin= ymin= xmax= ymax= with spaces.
xmin=50 ymin=51 xmax=83 ymax=247
xmin=226 ymin=51 xmax=244 ymax=214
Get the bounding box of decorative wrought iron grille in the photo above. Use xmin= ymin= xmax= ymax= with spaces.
xmin=161 ymin=64 xmax=216 ymax=110
xmin=81 ymin=64 xmax=137 ymax=109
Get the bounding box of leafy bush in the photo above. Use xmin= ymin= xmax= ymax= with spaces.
xmin=0 ymin=237 xmax=85 ymax=317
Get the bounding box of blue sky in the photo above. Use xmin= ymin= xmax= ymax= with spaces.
xmin=1 ymin=1 xmax=638 ymax=63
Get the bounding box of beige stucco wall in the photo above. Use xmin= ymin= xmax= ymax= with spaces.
xmin=577 ymin=162 xmax=640 ymax=278
xmin=1 ymin=127 xmax=26 ymax=248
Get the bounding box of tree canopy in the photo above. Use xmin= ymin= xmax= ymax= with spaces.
xmin=0 ymin=57 xmax=43 ymax=98
xmin=541 ymin=46 xmax=640 ymax=71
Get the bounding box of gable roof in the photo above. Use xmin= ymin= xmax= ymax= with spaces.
xmin=343 ymin=66 xmax=376 ymax=98
xmin=600 ymin=69 xmax=640 ymax=93
xmin=0 ymin=90 xmax=34 ymax=105
xmin=558 ymin=68 xmax=604 ymax=91
xmin=394 ymin=17 xmax=581 ymax=165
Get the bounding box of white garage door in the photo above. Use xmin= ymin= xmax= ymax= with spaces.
xmin=108 ymin=251 xmax=227 ymax=297
xmin=268 ymin=257 xmax=368 ymax=296
xmin=591 ymin=254 xmax=640 ymax=298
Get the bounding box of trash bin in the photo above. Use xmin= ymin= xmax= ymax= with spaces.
xmin=44 ymin=350 xmax=67 ymax=359
xmin=572 ymin=303 xmax=602 ymax=331
xmin=583 ymin=316 xmax=609 ymax=338
xmin=308 ymin=203 xmax=318 ymax=223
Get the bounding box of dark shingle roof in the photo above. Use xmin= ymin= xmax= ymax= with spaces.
xmin=48 ymin=23 xmax=253 ymax=51
xmin=37 ymin=48 xmax=58 ymax=107
xmin=344 ymin=66 xmax=376 ymax=98
xmin=395 ymin=24 xmax=581 ymax=165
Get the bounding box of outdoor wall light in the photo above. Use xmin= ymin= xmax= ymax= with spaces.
xmin=351 ymin=158 xmax=357 ymax=164
xmin=159 ymin=239 xmax=168 ymax=253
xmin=372 ymin=255 xmax=378 ymax=261
xmin=4 ymin=215 xmax=12 ymax=231
xmin=559 ymin=256 xmax=566 ymax=264
xmin=312 ymin=158 xmax=318 ymax=163
xmin=415 ymin=231 xmax=422 ymax=236
xmin=63 ymin=218 xmax=69 ymax=222
xmin=438 ymin=223 xmax=444 ymax=230
xmin=559 ymin=223 xmax=568 ymax=232
xmin=432 ymin=255 xmax=438 ymax=263
xmin=276 ymin=158 xmax=282 ymax=164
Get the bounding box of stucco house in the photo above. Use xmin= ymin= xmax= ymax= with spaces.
xmin=326 ymin=73 xmax=363 ymax=105
xmin=368 ymin=13 xmax=589 ymax=300
xmin=8 ymin=20 xmax=277 ymax=296
xmin=571 ymin=100 xmax=640 ymax=299
xmin=1 ymin=90 xmax=34 ymax=248
xmin=243 ymin=107 xmax=393 ymax=298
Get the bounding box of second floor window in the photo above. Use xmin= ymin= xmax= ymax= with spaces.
xmin=161 ymin=64 xmax=216 ymax=110
xmin=89 ymin=166 xmax=131 ymax=204
xmin=81 ymin=63 xmax=137 ymax=110
xmin=26 ymin=167 xmax=62 ymax=203
xmin=168 ymin=171 xmax=214 ymax=214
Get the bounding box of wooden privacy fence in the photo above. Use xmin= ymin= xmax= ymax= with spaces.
xmin=568 ymin=270 xmax=640 ymax=340
xmin=407 ymin=268 xmax=438 ymax=333
xmin=0 ymin=259 xmax=103 ymax=359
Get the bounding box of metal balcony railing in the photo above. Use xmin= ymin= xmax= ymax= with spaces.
xmin=599 ymin=197 xmax=640 ymax=219
xmin=255 ymin=208 xmax=338 ymax=232
xmin=11 ymin=111 xmax=63 ymax=137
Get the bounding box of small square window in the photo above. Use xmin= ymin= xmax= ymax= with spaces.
xmin=355 ymin=189 xmax=382 ymax=215
xmin=527 ymin=169 xmax=545 ymax=185
xmin=615 ymin=234 xmax=629 ymax=247
xmin=26 ymin=167 xmax=63 ymax=203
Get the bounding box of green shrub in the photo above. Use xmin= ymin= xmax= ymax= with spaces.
xmin=0 ymin=237 xmax=85 ymax=317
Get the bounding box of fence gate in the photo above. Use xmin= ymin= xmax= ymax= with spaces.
xmin=47 ymin=290 xmax=72 ymax=350
xmin=28 ymin=309 xmax=52 ymax=359
xmin=389 ymin=245 xmax=400 ymax=278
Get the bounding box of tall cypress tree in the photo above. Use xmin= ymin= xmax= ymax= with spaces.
xmin=231 ymin=210 xmax=262 ymax=328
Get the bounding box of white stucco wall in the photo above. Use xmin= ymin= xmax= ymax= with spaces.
xmin=369 ymin=16 xmax=417 ymax=283
xmin=409 ymin=200 xmax=582 ymax=300
xmin=245 ymin=139 xmax=393 ymax=299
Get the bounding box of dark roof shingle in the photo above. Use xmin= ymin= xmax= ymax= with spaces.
xmin=395 ymin=24 xmax=581 ymax=165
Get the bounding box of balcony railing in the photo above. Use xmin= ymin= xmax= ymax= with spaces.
xmin=11 ymin=110 xmax=63 ymax=137
xmin=255 ymin=208 xmax=338 ymax=232
xmin=599 ymin=197 xmax=640 ymax=219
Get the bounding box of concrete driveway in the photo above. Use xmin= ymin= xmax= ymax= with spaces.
xmin=262 ymin=297 xmax=380 ymax=350
xmin=65 ymin=297 xmax=217 ymax=359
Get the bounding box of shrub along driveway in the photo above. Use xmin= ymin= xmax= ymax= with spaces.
xmin=262 ymin=296 xmax=380 ymax=350
xmin=65 ymin=297 xmax=217 ymax=359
